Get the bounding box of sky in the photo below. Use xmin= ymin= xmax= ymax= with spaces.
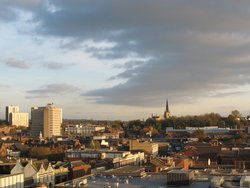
xmin=1 ymin=0 xmax=250 ymax=120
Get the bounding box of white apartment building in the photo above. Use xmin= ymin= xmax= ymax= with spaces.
xmin=6 ymin=105 xmax=19 ymax=123
xmin=10 ymin=112 xmax=29 ymax=127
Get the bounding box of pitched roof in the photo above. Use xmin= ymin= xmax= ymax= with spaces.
xmin=150 ymin=158 xmax=166 ymax=168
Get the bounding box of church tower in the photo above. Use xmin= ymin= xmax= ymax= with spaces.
xmin=164 ymin=99 xmax=171 ymax=119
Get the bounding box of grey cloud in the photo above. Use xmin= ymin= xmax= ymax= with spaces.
xmin=59 ymin=38 xmax=83 ymax=50
xmin=42 ymin=62 xmax=75 ymax=70
xmin=108 ymin=70 xmax=137 ymax=81
xmin=113 ymin=61 xmax=147 ymax=70
xmin=0 ymin=0 xmax=42 ymax=10
xmin=12 ymin=0 xmax=250 ymax=106
xmin=26 ymin=83 xmax=80 ymax=98
xmin=4 ymin=59 xmax=29 ymax=69
xmin=0 ymin=7 xmax=16 ymax=21
xmin=0 ymin=0 xmax=42 ymax=21
xmin=108 ymin=61 xmax=147 ymax=80
xmin=208 ymin=91 xmax=249 ymax=98
xmin=84 ymin=50 xmax=250 ymax=106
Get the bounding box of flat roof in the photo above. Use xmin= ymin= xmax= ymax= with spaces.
xmin=105 ymin=165 xmax=142 ymax=174
xmin=56 ymin=175 xmax=210 ymax=188
xmin=168 ymin=169 xmax=193 ymax=174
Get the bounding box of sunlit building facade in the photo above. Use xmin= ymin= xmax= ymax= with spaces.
xmin=44 ymin=103 xmax=62 ymax=138
xmin=6 ymin=105 xmax=19 ymax=123
xmin=10 ymin=112 xmax=29 ymax=127
xmin=31 ymin=103 xmax=62 ymax=138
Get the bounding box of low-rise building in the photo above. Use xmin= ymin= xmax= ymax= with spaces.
xmin=68 ymin=161 xmax=91 ymax=180
xmin=0 ymin=173 xmax=24 ymax=188
xmin=129 ymin=139 xmax=158 ymax=157
xmin=166 ymin=126 xmax=230 ymax=134
xmin=53 ymin=162 xmax=69 ymax=184
xmin=10 ymin=159 xmax=68 ymax=187
xmin=145 ymin=158 xmax=170 ymax=173
xmin=103 ymin=165 xmax=146 ymax=177
xmin=64 ymin=124 xmax=105 ymax=136
xmin=112 ymin=152 xmax=145 ymax=168
xmin=167 ymin=169 xmax=194 ymax=186
xmin=240 ymin=176 xmax=250 ymax=188
xmin=65 ymin=149 xmax=131 ymax=160
xmin=93 ymin=133 xmax=119 ymax=140
xmin=65 ymin=149 xmax=145 ymax=169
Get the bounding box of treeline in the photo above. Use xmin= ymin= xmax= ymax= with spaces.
xmin=121 ymin=110 xmax=250 ymax=137
xmin=163 ymin=113 xmax=223 ymax=129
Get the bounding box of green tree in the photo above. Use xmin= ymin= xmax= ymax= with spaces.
xmin=145 ymin=118 xmax=156 ymax=127
xmin=29 ymin=147 xmax=51 ymax=158
xmin=125 ymin=119 xmax=144 ymax=137
xmin=112 ymin=120 xmax=123 ymax=131
xmin=227 ymin=110 xmax=244 ymax=129
xmin=192 ymin=129 xmax=206 ymax=140
xmin=231 ymin=110 xmax=241 ymax=119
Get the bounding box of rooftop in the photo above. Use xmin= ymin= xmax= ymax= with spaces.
xmin=56 ymin=174 xmax=211 ymax=188
xmin=168 ymin=169 xmax=193 ymax=174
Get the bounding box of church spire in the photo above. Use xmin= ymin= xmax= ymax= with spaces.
xmin=166 ymin=99 xmax=169 ymax=112
xmin=164 ymin=99 xmax=171 ymax=119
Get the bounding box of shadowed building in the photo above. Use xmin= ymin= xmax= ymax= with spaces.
xmin=167 ymin=169 xmax=194 ymax=186
xmin=31 ymin=107 xmax=45 ymax=137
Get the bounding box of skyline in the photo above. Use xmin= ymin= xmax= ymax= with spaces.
xmin=1 ymin=0 xmax=250 ymax=120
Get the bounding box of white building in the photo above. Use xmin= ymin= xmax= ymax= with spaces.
xmin=240 ymin=176 xmax=250 ymax=188
xmin=65 ymin=149 xmax=145 ymax=168
xmin=166 ymin=126 xmax=230 ymax=134
xmin=0 ymin=173 xmax=24 ymax=188
xmin=33 ymin=163 xmax=54 ymax=186
xmin=112 ymin=152 xmax=145 ymax=168
xmin=93 ymin=133 xmax=119 ymax=140
xmin=66 ymin=149 xmax=141 ymax=160
xmin=6 ymin=105 xmax=19 ymax=123
xmin=10 ymin=112 xmax=29 ymax=127
xmin=11 ymin=159 xmax=56 ymax=187
xmin=43 ymin=103 xmax=62 ymax=138
xmin=185 ymin=126 xmax=230 ymax=134
xmin=65 ymin=124 xmax=105 ymax=136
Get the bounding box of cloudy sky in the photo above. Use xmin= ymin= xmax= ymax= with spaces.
xmin=1 ymin=0 xmax=250 ymax=120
